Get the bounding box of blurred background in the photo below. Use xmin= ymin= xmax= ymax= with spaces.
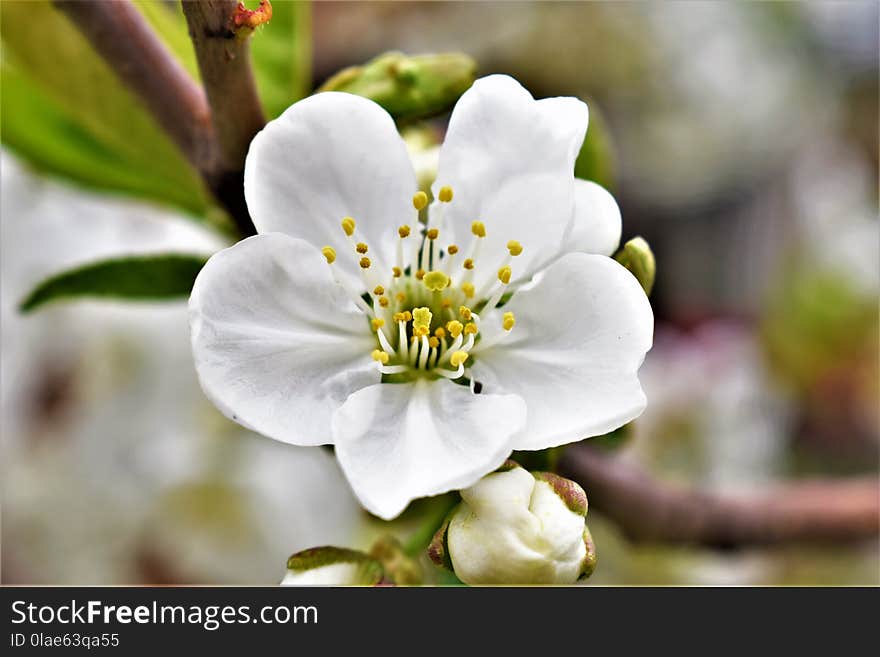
xmin=2 ymin=1 xmax=878 ymax=584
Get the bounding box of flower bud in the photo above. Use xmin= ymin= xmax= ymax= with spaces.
xmin=281 ymin=546 xmax=386 ymax=586
xmin=614 ymin=236 xmax=656 ymax=296
xmin=318 ymin=51 xmax=477 ymax=122
xmin=428 ymin=461 xmax=596 ymax=585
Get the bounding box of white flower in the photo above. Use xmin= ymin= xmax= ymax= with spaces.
xmin=189 ymin=75 xmax=654 ymax=520
xmin=429 ymin=461 xmax=596 ymax=585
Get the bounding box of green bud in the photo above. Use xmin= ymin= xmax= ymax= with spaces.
xmin=579 ymin=526 xmax=598 ymax=580
xmin=318 ymin=51 xmax=477 ymax=122
xmin=614 ymin=236 xmax=656 ymax=296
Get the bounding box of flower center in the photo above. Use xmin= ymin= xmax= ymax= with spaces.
xmin=322 ymin=186 xmax=520 ymax=385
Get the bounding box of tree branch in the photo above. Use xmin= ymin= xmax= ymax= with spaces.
xmin=55 ymin=0 xmax=259 ymax=236
xmin=182 ymin=0 xmax=268 ymax=237
xmin=558 ymin=444 xmax=880 ymax=548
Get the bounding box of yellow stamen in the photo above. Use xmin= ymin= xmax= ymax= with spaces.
xmin=359 ymin=257 xmax=371 ymax=269
xmin=342 ymin=216 xmax=356 ymax=236
xmin=471 ymin=221 xmax=486 ymax=238
xmin=402 ymin=310 xmax=412 ymax=322
xmin=371 ymin=318 xmax=385 ymax=331
xmin=423 ymin=270 xmax=450 ymax=291
xmin=434 ymin=327 xmax=447 ymax=339
xmin=392 ymin=266 xmax=402 ymax=278
xmin=396 ymin=292 xmax=407 ymax=304
xmin=450 ymin=350 xmax=469 ymax=367
xmin=378 ymin=296 xmax=390 ymax=308
xmin=415 ymin=269 xmax=426 ymax=280
xmin=398 ymin=225 xmax=411 ymax=239
xmin=464 ymin=322 xmax=478 ymax=335
xmin=441 ymin=297 xmax=452 ymax=309
xmin=321 ymin=246 xmax=336 ymax=264
xmin=507 ymin=240 xmax=523 ymax=256
xmin=461 ymin=282 xmax=475 ymax=298
xmin=373 ymin=285 xmax=385 ymax=296
xmin=503 ymin=312 xmax=516 ymax=331
xmin=413 ymin=306 xmax=432 ymax=328
xmin=459 ymin=306 xmax=472 ymax=321
xmin=428 ymin=336 xmax=440 ymax=349
xmin=498 ymin=265 xmax=512 ymax=285
xmin=371 ymin=349 xmax=390 ymax=364
xmin=427 ymin=228 xmax=439 ymax=240
xmin=356 ymin=242 xmax=368 ymax=254
xmin=412 ymin=191 xmax=428 ymax=210
xmin=438 ymin=186 xmax=454 ymax=203
xmin=463 ymin=258 xmax=475 ymax=270
xmin=447 ymin=244 xmax=459 ymax=255
xmin=446 ymin=320 xmax=464 ymax=338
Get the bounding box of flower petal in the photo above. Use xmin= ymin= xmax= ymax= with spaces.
xmin=332 ymin=379 xmax=527 ymax=520
xmin=189 ymin=233 xmax=378 ymax=446
xmin=472 ymin=252 xmax=653 ymax=450
xmin=433 ymin=75 xmax=588 ymax=290
xmin=566 ymin=179 xmax=622 ymax=257
xmin=244 ymin=92 xmax=417 ymax=286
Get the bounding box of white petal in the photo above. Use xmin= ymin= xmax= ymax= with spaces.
xmin=472 ymin=253 xmax=653 ymax=450
xmin=566 ymin=179 xmax=622 ymax=257
xmin=332 ymin=379 xmax=526 ymax=520
xmin=244 ymin=92 xmax=417 ymax=286
xmin=433 ymin=75 xmax=588 ymax=290
xmin=189 ymin=233 xmax=378 ymax=446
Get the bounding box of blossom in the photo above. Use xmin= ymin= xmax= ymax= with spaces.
xmin=281 ymin=547 xmax=386 ymax=586
xmin=189 ymin=75 xmax=653 ymax=520
xmin=428 ymin=461 xmax=597 ymax=585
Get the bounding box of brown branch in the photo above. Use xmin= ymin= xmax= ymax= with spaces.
xmin=182 ymin=0 xmax=267 ymax=237
xmin=558 ymin=444 xmax=880 ymax=548
xmin=55 ymin=0 xmax=258 ymax=236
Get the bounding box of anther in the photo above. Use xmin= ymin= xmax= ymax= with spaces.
xmin=426 ymin=228 xmax=439 ymax=240
xmin=413 ymin=307 xmax=433 ymax=330
xmin=396 ymin=292 xmax=407 ymax=304
xmin=459 ymin=306 xmax=472 ymax=321
xmin=446 ymin=320 xmax=464 ymax=338
xmin=434 ymin=327 xmax=447 ymax=339
xmin=428 ymin=336 xmax=440 ymax=349
xmin=371 ymin=349 xmax=390 ymax=364
xmin=321 ymin=246 xmax=336 ymax=264
xmin=398 ymin=225 xmax=411 ymax=239
xmin=497 ymin=265 xmax=512 ymax=285
xmin=412 ymin=191 xmax=428 ymax=210
xmin=450 ymin=351 xmax=469 ymax=367
xmin=438 ymin=186 xmax=454 ymax=203
xmin=359 ymin=257 xmax=371 ymax=269
xmin=503 ymin=312 xmax=516 ymax=331
xmin=415 ymin=269 xmax=426 ymax=280
xmin=441 ymin=298 xmax=452 ymax=308
xmin=471 ymin=221 xmax=486 ymax=238
xmin=423 ymin=270 xmax=450 ymax=292
xmin=507 ymin=240 xmax=523 ymax=256
xmin=461 ymin=282 xmax=475 ymax=298
xmin=447 ymin=244 xmax=459 ymax=255
xmin=371 ymin=318 xmax=385 ymax=331
xmin=392 ymin=266 xmax=402 ymax=278
xmin=378 ymin=296 xmax=390 ymax=308
xmin=356 ymin=242 xmax=369 ymax=254
xmin=373 ymin=285 xmax=385 ymax=296
xmin=464 ymin=322 xmax=478 ymax=335
xmin=341 ymin=216 xmax=356 ymax=236
xmin=463 ymin=258 xmax=475 ymax=270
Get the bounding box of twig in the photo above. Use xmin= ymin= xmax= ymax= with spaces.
xmin=558 ymin=444 xmax=880 ymax=548
xmin=55 ymin=0 xmax=259 ymax=236
xmin=182 ymin=0 xmax=267 ymax=237
xmin=54 ymin=0 xmax=217 ymax=174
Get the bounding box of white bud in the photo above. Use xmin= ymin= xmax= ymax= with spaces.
xmin=431 ymin=462 xmax=594 ymax=585
xmin=280 ymin=547 xmax=385 ymax=586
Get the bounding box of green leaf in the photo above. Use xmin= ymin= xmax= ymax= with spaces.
xmin=575 ymin=100 xmax=616 ymax=190
xmin=19 ymin=254 xmax=209 ymax=313
xmin=252 ymin=0 xmax=312 ymax=118
xmin=0 ymin=1 xmax=210 ymax=216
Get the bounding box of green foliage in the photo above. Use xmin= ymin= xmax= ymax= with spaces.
xmin=575 ymin=100 xmax=616 ymax=190
xmin=0 ymin=1 xmax=210 ymax=216
xmin=319 ymin=51 xmax=477 ymax=122
xmin=19 ymin=254 xmax=209 ymax=313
